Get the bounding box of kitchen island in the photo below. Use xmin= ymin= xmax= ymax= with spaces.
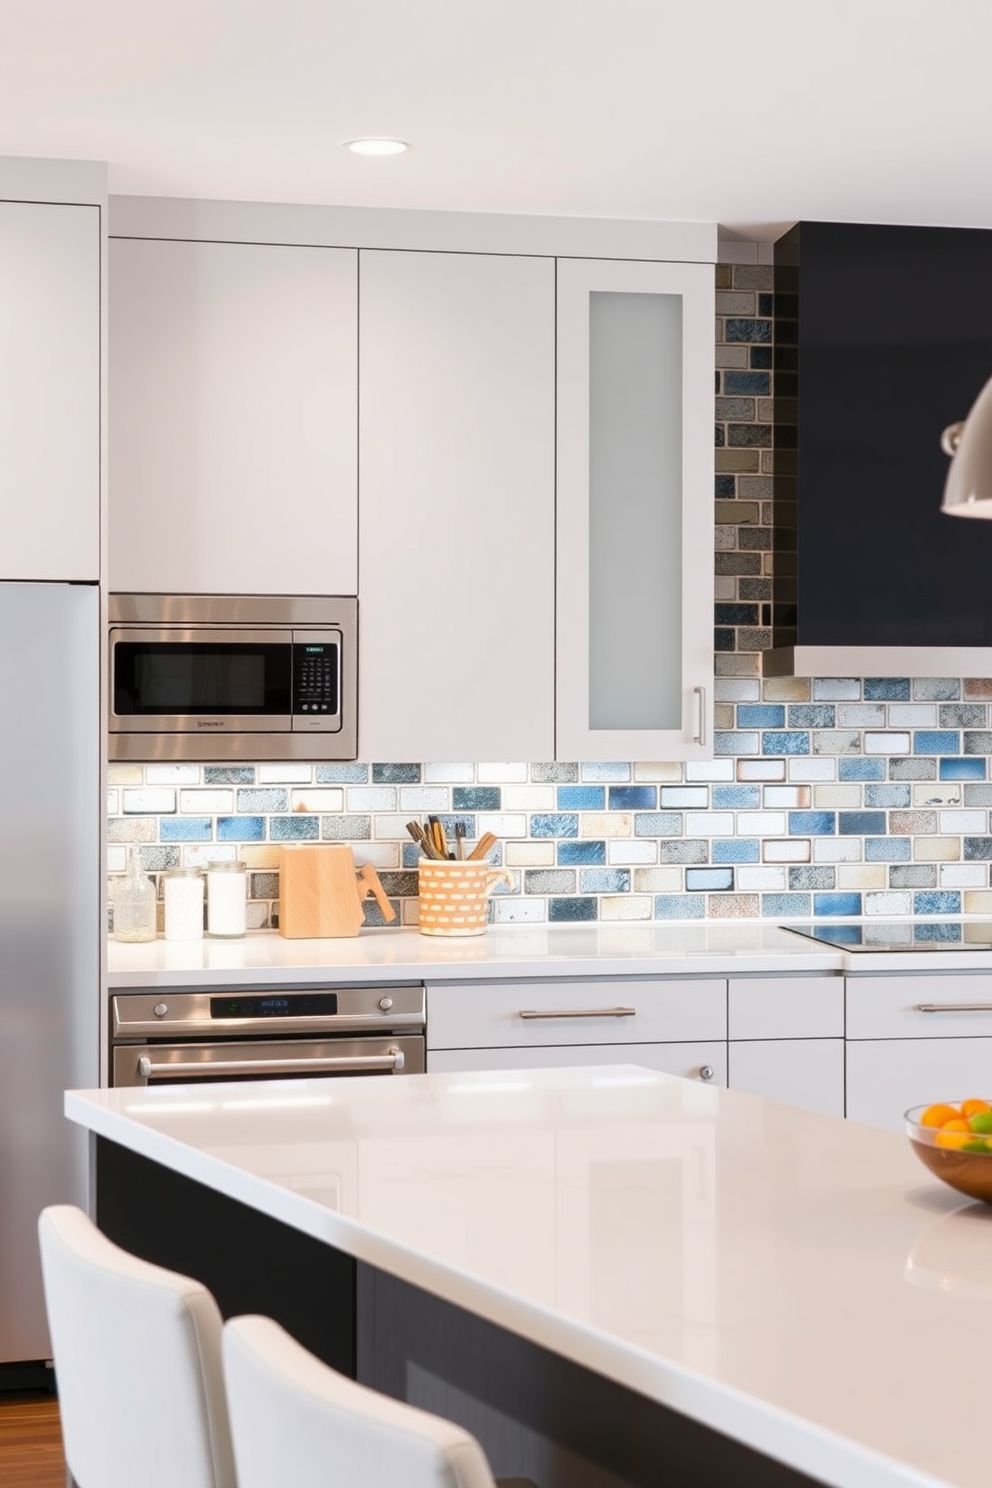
xmin=66 ymin=1068 xmax=988 ymax=1488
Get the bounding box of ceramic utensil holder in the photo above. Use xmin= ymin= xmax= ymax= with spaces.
xmin=417 ymin=858 xmax=513 ymax=937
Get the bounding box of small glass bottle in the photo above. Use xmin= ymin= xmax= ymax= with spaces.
xmin=113 ymin=847 xmax=157 ymax=943
xmin=164 ymin=868 xmax=205 ymax=942
xmin=206 ymin=860 xmax=248 ymax=938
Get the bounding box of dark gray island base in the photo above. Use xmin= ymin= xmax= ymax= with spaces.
xmin=95 ymin=1137 xmax=826 ymax=1488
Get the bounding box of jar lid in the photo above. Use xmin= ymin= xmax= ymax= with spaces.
xmin=207 ymin=860 xmax=247 ymax=872
xmin=164 ymin=867 xmax=202 ymax=878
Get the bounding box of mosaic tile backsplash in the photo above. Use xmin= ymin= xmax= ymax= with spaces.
xmin=106 ymin=262 xmax=992 ymax=929
xmin=107 ymin=676 xmax=992 ymax=930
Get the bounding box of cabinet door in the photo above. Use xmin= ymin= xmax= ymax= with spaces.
xmin=109 ymin=238 xmax=357 ymax=595
xmin=556 ymin=258 xmax=713 ymax=760
xmin=359 ymin=249 xmax=555 ymax=761
xmin=729 ymin=1039 xmax=844 ymax=1117
xmin=428 ymin=1041 xmax=727 ymax=1085
xmin=847 ymin=1038 xmax=992 ymax=1133
xmin=0 ymin=202 xmax=99 ymax=580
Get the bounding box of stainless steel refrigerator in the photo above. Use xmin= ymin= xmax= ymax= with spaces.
xmin=0 ymin=581 xmax=99 ymax=1366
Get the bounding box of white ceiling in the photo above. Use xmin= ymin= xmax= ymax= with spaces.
xmin=2 ymin=0 xmax=991 ymax=237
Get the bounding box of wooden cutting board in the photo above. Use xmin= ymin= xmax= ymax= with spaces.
xmin=278 ymin=845 xmax=369 ymax=938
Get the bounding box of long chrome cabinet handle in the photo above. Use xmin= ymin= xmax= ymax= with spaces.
xmin=915 ymin=1003 xmax=992 ymax=1014
xmin=693 ymin=686 xmax=707 ymax=746
xmin=518 ymin=1007 xmax=636 ymax=1020
xmin=136 ymin=1049 xmax=406 ymax=1077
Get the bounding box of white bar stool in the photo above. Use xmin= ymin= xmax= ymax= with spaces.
xmin=38 ymin=1205 xmax=236 ymax=1488
xmin=223 ymin=1313 xmax=536 ymax=1488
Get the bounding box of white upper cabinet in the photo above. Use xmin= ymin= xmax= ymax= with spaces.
xmin=359 ymin=248 xmax=555 ymax=763
xmin=556 ymin=258 xmax=714 ymax=760
xmin=0 ymin=202 xmax=100 ymax=581
xmin=108 ymin=237 xmax=357 ymax=595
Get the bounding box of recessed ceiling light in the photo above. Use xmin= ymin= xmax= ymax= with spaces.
xmin=342 ymin=138 xmax=410 ymax=157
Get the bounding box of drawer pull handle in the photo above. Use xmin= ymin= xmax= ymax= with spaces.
xmin=916 ymin=1002 xmax=992 ymax=1014
xmin=518 ymin=1006 xmax=637 ymax=1020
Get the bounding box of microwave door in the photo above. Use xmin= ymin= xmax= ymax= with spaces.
xmin=110 ymin=627 xmax=293 ymax=733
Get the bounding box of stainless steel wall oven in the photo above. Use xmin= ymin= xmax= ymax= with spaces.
xmin=110 ymin=984 xmax=425 ymax=1088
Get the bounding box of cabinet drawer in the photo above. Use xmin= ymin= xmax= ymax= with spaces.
xmin=428 ymin=1041 xmax=727 ymax=1085
xmin=728 ymin=975 xmax=843 ymax=1040
xmin=426 ymin=978 xmax=726 ymax=1050
xmin=846 ymin=974 xmax=992 ymax=1039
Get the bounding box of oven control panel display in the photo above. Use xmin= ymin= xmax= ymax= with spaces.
xmin=209 ymin=993 xmax=340 ymax=1019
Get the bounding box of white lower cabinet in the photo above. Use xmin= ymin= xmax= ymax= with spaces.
xmin=846 ymin=973 xmax=992 ymax=1133
xmin=728 ymin=1040 xmax=844 ymax=1117
xmin=426 ymin=977 xmax=727 ymax=1084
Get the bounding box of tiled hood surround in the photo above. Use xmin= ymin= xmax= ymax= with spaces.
xmin=106 ymin=262 xmax=992 ymax=929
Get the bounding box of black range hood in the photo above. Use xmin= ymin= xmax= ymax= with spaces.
xmin=766 ymin=221 xmax=992 ymax=677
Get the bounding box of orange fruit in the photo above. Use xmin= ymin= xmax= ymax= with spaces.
xmin=936 ymin=1126 xmax=972 ymax=1150
xmin=961 ymin=1098 xmax=991 ymax=1119
xmin=920 ymin=1103 xmax=962 ymax=1128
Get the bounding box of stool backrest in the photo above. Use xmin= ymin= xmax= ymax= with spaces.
xmin=38 ymin=1205 xmax=236 ymax=1488
xmin=223 ymin=1314 xmax=497 ymax=1488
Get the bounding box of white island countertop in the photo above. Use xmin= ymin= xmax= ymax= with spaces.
xmin=68 ymin=1068 xmax=989 ymax=1488
xmin=107 ymin=921 xmax=910 ymax=987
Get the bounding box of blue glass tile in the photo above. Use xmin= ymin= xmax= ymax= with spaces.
xmin=160 ymin=817 xmax=212 ymax=842
xmin=372 ymin=763 xmax=421 ymax=783
xmin=608 ymin=785 xmax=657 ymax=810
xmin=531 ymin=813 xmax=579 ymax=838
xmin=915 ymin=731 xmax=960 ymax=754
xmin=270 ymin=815 xmax=319 ymax=841
xmin=789 ymin=867 xmax=835 ymax=889
xmin=634 ymin=812 xmax=682 ymax=837
xmin=686 ymin=867 xmax=734 ymax=891
xmin=762 ymin=731 xmax=810 ymax=756
xmin=453 ymin=787 xmax=501 ymax=811
xmin=725 ymin=318 xmax=772 ymax=342
xmin=865 ymin=678 xmax=911 ymax=701
xmin=714 ymin=731 xmax=760 ymax=756
xmin=865 ymin=836 xmax=911 ymax=861
xmin=713 ymin=785 xmax=761 ymax=809
xmin=964 ymin=837 xmax=992 ymax=860
xmin=236 ymin=788 xmax=288 ymax=812
xmin=580 ymin=868 xmax=629 ymax=893
xmin=402 ymin=842 xmax=422 ymax=868
xmin=549 ymin=897 xmax=597 ymax=922
xmin=839 ymin=811 xmax=887 ymax=835
xmin=864 ymin=786 xmax=911 ymax=808
xmin=787 ymin=705 xmax=837 ymax=729
xmin=218 ymin=816 xmax=264 ymax=842
xmin=556 ymin=786 xmax=605 ymax=811
xmin=788 ymin=811 xmax=836 ymax=835
xmin=914 ymin=891 xmax=962 ymax=916
xmin=813 ymin=891 xmax=863 ymax=917
xmin=736 ymin=705 xmax=785 ymax=728
xmin=840 ymin=759 xmax=886 ymax=781
xmin=316 ymin=764 xmax=370 ymax=783
xmin=557 ymin=840 xmax=607 ymax=866
xmin=204 ymin=767 xmax=255 ymax=784
xmin=762 ymin=893 xmax=811 ymax=917
xmin=724 ymin=370 xmax=770 ymax=395
xmin=714 ymin=838 xmax=760 ymax=863
xmin=940 ymin=757 xmax=986 ymax=780
xmin=653 ymin=895 xmax=706 ymax=920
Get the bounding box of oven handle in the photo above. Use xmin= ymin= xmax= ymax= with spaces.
xmin=136 ymin=1047 xmax=406 ymax=1078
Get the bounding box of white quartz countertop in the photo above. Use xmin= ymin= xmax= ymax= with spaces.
xmin=106 ymin=921 xmax=992 ymax=987
xmin=68 ymin=1068 xmax=989 ymax=1488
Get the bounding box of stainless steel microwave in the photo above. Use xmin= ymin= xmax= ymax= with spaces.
xmin=108 ymin=595 xmax=358 ymax=761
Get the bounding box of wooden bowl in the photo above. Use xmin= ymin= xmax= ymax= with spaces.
xmin=906 ymin=1104 xmax=992 ymax=1204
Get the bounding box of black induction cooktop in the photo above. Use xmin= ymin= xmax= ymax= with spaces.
xmin=783 ymin=921 xmax=992 ymax=951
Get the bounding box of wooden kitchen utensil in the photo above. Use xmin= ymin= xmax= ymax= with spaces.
xmin=278 ymin=845 xmax=396 ymax=938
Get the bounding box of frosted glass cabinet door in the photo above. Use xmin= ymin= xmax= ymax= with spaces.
xmin=0 ymin=202 xmax=100 ymax=580
xmin=556 ymin=259 xmax=713 ymax=760
xmin=109 ymin=237 xmax=358 ymax=595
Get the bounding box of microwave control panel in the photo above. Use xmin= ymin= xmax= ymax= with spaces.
xmin=292 ymin=631 xmax=341 ymax=730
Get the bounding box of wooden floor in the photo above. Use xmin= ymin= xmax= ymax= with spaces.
xmin=0 ymin=1392 xmax=66 ymax=1488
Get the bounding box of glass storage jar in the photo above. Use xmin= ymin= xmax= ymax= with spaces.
xmin=206 ymin=860 xmax=248 ymax=938
xmin=113 ymin=847 xmax=157 ymax=943
xmin=164 ymin=867 xmax=205 ymax=941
